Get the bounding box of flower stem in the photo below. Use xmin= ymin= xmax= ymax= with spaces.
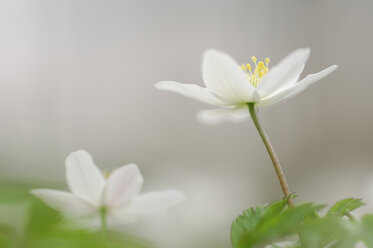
xmin=100 ymin=207 xmax=108 ymax=246
xmin=248 ymin=103 xmax=293 ymax=206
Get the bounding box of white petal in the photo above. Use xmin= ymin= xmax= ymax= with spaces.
xmin=104 ymin=164 xmax=143 ymax=208
xmin=108 ymin=208 xmax=137 ymax=225
xmin=131 ymin=190 xmax=185 ymax=216
xmin=108 ymin=190 xmax=184 ymax=225
xmin=197 ymin=107 xmax=250 ymax=125
xmin=31 ymin=189 xmax=97 ymax=217
xmin=155 ymin=81 xmax=226 ymax=106
xmin=257 ymin=48 xmax=310 ymax=97
xmin=202 ymin=49 xmax=259 ymax=104
xmin=258 ymin=65 xmax=338 ymax=106
xmin=65 ymin=150 xmax=106 ymax=206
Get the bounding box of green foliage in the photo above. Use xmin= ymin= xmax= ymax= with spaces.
xmin=232 ymin=196 xmax=322 ymax=248
xmin=0 ymin=225 xmax=13 ymax=248
xmin=327 ymin=198 xmax=365 ymax=217
xmin=361 ymin=214 xmax=373 ymax=247
xmin=298 ymin=215 xmax=352 ymax=248
xmin=232 ymin=197 xmax=372 ymax=248
xmin=231 ymin=205 xmax=265 ymax=247
xmin=2 ymin=183 xmax=373 ymax=248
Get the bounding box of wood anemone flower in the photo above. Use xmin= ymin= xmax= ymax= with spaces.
xmin=31 ymin=150 xmax=185 ymax=229
xmin=155 ymin=48 xmax=337 ymax=125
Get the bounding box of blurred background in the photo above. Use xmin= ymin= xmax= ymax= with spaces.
xmin=0 ymin=0 xmax=372 ymax=247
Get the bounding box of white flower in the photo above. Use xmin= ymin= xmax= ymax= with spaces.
xmin=31 ymin=150 xmax=185 ymax=229
xmin=155 ymin=48 xmax=337 ymax=125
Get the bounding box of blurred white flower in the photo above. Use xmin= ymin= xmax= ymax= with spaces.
xmin=155 ymin=48 xmax=337 ymax=124
xmin=31 ymin=150 xmax=185 ymax=229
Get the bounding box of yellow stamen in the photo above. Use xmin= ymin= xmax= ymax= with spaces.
xmin=241 ymin=56 xmax=271 ymax=88
xmin=258 ymin=61 xmax=265 ymax=69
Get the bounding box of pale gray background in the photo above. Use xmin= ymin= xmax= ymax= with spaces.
xmin=0 ymin=0 xmax=372 ymax=247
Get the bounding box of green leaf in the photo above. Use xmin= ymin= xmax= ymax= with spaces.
xmin=25 ymin=196 xmax=62 ymax=240
xmin=239 ymin=203 xmax=323 ymax=247
xmin=0 ymin=226 xmax=14 ymax=248
xmin=259 ymin=197 xmax=289 ymax=224
xmin=0 ymin=233 xmax=12 ymax=248
xmin=361 ymin=214 xmax=373 ymax=247
xmin=231 ymin=205 xmax=265 ymax=248
xmin=231 ymin=196 xmax=323 ymax=248
xmin=327 ymin=198 xmax=365 ymax=217
xmin=299 ymin=210 xmax=365 ymax=248
xmin=299 ymin=216 xmax=347 ymax=248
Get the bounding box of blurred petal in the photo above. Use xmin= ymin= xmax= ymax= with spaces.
xmin=197 ymin=107 xmax=249 ymax=125
xmin=155 ymin=81 xmax=226 ymax=106
xmin=104 ymin=164 xmax=144 ymax=208
xmin=65 ymin=150 xmax=106 ymax=206
xmin=131 ymin=190 xmax=185 ymax=216
xmin=258 ymin=48 xmax=310 ymax=97
xmin=258 ymin=65 xmax=338 ymax=106
xmin=108 ymin=208 xmax=137 ymax=225
xmin=202 ymin=49 xmax=259 ymax=104
xmin=31 ymin=189 xmax=96 ymax=217
xmin=108 ymin=191 xmax=184 ymax=224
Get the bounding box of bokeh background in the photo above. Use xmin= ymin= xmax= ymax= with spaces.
xmin=0 ymin=0 xmax=372 ymax=247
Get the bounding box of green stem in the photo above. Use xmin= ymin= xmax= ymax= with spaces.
xmin=100 ymin=207 xmax=107 ymax=245
xmin=248 ymin=103 xmax=293 ymax=206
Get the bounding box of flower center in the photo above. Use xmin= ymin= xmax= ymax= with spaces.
xmin=240 ymin=56 xmax=270 ymax=88
xmin=101 ymin=169 xmax=112 ymax=179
